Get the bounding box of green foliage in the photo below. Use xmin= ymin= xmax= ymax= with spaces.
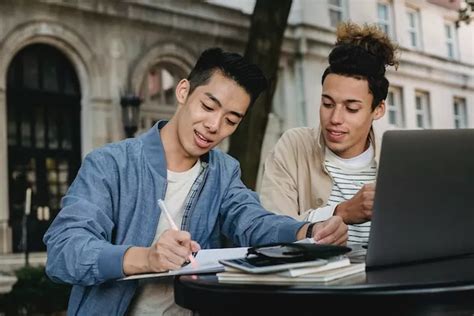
xmin=0 ymin=265 xmax=70 ymax=315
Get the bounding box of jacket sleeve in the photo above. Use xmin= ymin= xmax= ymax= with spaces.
xmin=43 ymin=151 xmax=132 ymax=286
xmin=259 ymin=130 xmax=304 ymax=220
xmin=220 ymin=162 xmax=306 ymax=247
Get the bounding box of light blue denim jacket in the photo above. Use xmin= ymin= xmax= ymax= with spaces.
xmin=43 ymin=122 xmax=305 ymax=315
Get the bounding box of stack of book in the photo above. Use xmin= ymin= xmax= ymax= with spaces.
xmin=217 ymin=255 xmax=365 ymax=284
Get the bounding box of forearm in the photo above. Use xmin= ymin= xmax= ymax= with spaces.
xmin=45 ymin=232 xmax=131 ymax=285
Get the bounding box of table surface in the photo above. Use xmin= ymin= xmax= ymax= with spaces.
xmin=175 ymin=254 xmax=474 ymax=316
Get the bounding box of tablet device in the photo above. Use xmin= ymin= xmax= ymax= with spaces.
xmin=219 ymin=256 xmax=328 ymax=274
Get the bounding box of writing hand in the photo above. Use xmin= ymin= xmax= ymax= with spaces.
xmin=147 ymin=229 xmax=201 ymax=272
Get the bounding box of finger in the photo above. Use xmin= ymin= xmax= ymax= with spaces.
xmin=174 ymin=231 xmax=192 ymax=243
xmin=334 ymin=232 xmax=348 ymax=246
xmin=160 ymin=259 xmax=182 ymax=271
xmin=363 ymin=200 xmax=374 ymax=210
xmin=363 ymin=191 xmax=375 ymax=201
xmin=162 ymin=249 xmax=188 ymax=267
xmin=161 ymin=229 xmax=192 ymax=245
xmin=314 ymin=217 xmax=341 ymax=241
xmin=191 ymin=240 xmax=201 ymax=253
xmin=156 ymin=236 xmax=192 ymax=260
xmin=149 ymin=247 xmax=184 ymax=272
xmin=363 ymin=183 xmax=376 ymax=191
xmin=320 ymin=220 xmax=347 ymax=245
xmin=316 ymin=234 xmax=335 ymax=245
xmin=364 ymin=209 xmax=373 ymax=220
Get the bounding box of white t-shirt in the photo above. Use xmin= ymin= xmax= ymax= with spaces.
xmin=128 ymin=160 xmax=201 ymax=316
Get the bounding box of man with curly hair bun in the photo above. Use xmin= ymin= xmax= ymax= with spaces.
xmin=261 ymin=22 xmax=399 ymax=246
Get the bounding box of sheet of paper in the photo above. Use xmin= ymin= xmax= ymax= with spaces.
xmin=119 ymin=247 xmax=248 ymax=281
xmin=294 ymin=238 xmax=316 ymax=244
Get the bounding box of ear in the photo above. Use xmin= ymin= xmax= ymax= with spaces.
xmin=373 ymin=100 xmax=386 ymax=120
xmin=175 ymin=79 xmax=190 ymax=105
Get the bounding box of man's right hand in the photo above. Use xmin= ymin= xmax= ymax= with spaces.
xmin=123 ymin=229 xmax=200 ymax=276
xmin=335 ymin=183 xmax=375 ymax=224
xmin=147 ymin=229 xmax=200 ymax=272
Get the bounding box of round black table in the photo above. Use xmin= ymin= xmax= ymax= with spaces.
xmin=175 ymin=255 xmax=474 ymax=316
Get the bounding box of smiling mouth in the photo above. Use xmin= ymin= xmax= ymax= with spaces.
xmin=326 ymin=129 xmax=347 ymax=141
xmin=194 ymin=130 xmax=212 ymax=147
xmin=327 ymin=129 xmax=346 ymax=136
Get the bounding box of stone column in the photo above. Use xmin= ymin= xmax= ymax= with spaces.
xmin=0 ymin=89 xmax=12 ymax=253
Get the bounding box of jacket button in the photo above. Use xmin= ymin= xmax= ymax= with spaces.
xmin=316 ymin=198 xmax=323 ymax=206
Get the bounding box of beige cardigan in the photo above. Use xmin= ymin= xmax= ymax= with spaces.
xmin=260 ymin=126 xmax=381 ymax=221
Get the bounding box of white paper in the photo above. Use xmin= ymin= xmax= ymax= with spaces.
xmin=119 ymin=247 xmax=248 ymax=281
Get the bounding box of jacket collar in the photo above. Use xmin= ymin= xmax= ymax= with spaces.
xmin=140 ymin=121 xmax=210 ymax=178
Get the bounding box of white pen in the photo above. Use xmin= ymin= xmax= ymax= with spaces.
xmin=157 ymin=199 xmax=197 ymax=266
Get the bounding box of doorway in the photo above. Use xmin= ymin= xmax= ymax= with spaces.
xmin=7 ymin=44 xmax=81 ymax=252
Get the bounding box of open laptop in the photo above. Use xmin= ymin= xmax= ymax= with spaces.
xmin=365 ymin=129 xmax=474 ymax=269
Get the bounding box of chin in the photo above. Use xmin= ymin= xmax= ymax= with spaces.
xmin=327 ymin=144 xmax=346 ymax=155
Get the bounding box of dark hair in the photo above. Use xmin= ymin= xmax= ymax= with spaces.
xmin=187 ymin=47 xmax=268 ymax=107
xmin=321 ymin=22 xmax=399 ymax=110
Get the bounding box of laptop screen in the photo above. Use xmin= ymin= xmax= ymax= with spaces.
xmin=366 ymin=129 xmax=474 ymax=269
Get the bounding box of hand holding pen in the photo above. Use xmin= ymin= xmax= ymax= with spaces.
xmin=158 ymin=199 xmax=200 ymax=267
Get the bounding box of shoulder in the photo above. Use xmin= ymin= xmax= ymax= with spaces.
xmin=279 ymin=127 xmax=316 ymax=143
xmin=274 ymin=127 xmax=320 ymax=155
xmin=84 ymin=138 xmax=143 ymax=167
xmin=208 ymin=147 xmax=240 ymax=170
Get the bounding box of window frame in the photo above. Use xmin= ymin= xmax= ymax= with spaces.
xmin=328 ymin=0 xmax=348 ymax=28
xmin=377 ymin=2 xmax=395 ymax=39
xmin=415 ymin=91 xmax=431 ymax=129
xmin=444 ymin=22 xmax=458 ymax=60
xmin=406 ymin=7 xmax=422 ymax=50
xmin=386 ymin=86 xmax=405 ymax=128
xmin=453 ymin=97 xmax=468 ymax=129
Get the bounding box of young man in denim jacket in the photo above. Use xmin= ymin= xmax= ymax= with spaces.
xmin=44 ymin=48 xmax=347 ymax=315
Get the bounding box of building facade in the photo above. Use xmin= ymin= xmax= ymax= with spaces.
xmin=0 ymin=0 xmax=472 ymax=254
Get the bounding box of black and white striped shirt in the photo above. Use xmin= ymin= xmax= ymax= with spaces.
xmin=306 ymin=146 xmax=376 ymax=245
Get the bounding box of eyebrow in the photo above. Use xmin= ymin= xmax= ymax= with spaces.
xmin=322 ymin=93 xmax=363 ymax=105
xmin=205 ymin=92 xmax=244 ymax=118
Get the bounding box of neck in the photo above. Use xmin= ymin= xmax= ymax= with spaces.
xmin=160 ymin=119 xmax=198 ymax=172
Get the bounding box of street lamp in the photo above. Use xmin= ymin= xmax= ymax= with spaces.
xmin=120 ymin=94 xmax=142 ymax=138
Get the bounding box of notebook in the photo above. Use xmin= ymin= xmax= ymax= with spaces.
xmin=366 ymin=129 xmax=474 ymax=269
xmin=217 ymin=263 xmax=365 ymax=284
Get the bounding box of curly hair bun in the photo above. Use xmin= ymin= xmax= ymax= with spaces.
xmin=329 ymin=22 xmax=399 ymax=78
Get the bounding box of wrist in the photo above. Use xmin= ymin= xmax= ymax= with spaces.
xmin=306 ymin=222 xmax=317 ymax=238
xmin=123 ymin=246 xmax=150 ymax=276
xmin=334 ymin=202 xmax=347 ymax=222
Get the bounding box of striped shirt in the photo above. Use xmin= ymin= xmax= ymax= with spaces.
xmin=324 ymin=146 xmax=376 ymax=245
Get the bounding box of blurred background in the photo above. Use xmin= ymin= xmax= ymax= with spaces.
xmin=0 ymin=0 xmax=472 ymax=314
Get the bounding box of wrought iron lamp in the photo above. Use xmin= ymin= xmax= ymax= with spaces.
xmin=120 ymin=94 xmax=142 ymax=138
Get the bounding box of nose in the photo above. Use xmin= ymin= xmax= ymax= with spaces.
xmin=329 ymin=106 xmax=344 ymax=125
xmin=204 ymin=115 xmax=220 ymax=133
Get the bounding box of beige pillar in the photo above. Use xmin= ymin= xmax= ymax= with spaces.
xmin=0 ymin=89 xmax=12 ymax=253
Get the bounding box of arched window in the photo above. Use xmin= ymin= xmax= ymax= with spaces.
xmin=138 ymin=62 xmax=187 ymax=131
